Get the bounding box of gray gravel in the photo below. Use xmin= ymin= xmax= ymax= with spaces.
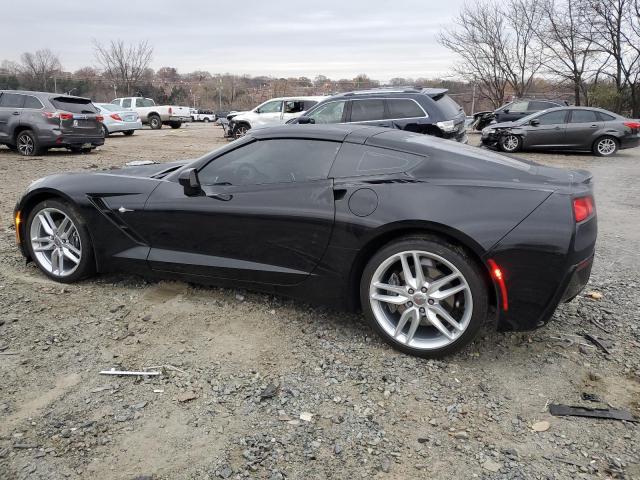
xmin=0 ymin=125 xmax=638 ymax=479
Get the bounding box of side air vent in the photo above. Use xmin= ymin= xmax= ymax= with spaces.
xmin=87 ymin=196 xmax=147 ymax=245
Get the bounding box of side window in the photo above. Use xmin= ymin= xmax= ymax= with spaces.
xmin=0 ymin=93 xmax=25 ymax=108
xmin=329 ymin=144 xmax=424 ymax=178
xmin=536 ymin=111 xmax=567 ymax=125
xmin=570 ymin=110 xmax=599 ymax=123
xmin=303 ymin=100 xmax=318 ymax=111
xmin=198 ymin=139 xmax=340 ymax=186
xmin=598 ymin=112 xmax=616 ymax=121
xmin=284 ymin=100 xmax=305 ymax=114
xmin=122 ymin=98 xmax=132 ymax=109
xmin=350 ymin=99 xmax=385 ymax=122
xmin=23 ymin=96 xmax=43 ymax=109
xmin=307 ymin=101 xmax=346 ymax=124
xmin=509 ymin=101 xmax=529 ymax=112
xmin=386 ymin=99 xmax=425 ymax=119
xmin=257 ymin=100 xmax=282 ymax=114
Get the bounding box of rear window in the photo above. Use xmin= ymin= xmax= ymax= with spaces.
xmin=432 ymin=94 xmax=463 ymax=118
xmin=350 ymin=99 xmax=385 ymax=122
xmin=598 ymin=112 xmax=616 ymax=121
xmin=50 ymin=97 xmax=98 ymax=114
xmin=329 ymin=144 xmax=424 ymax=178
xmin=386 ymin=99 xmax=425 ymax=119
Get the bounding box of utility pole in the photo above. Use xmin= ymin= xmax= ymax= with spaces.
xmin=113 ymin=84 xmax=117 ymax=99
xmin=53 ymin=77 xmax=57 ymax=93
xmin=218 ymin=78 xmax=222 ymax=110
xmin=470 ymin=83 xmax=476 ymax=115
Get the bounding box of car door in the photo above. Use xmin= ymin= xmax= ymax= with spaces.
xmin=497 ymin=100 xmax=529 ymax=122
xmin=522 ymin=110 xmax=569 ymax=148
xmin=141 ymin=138 xmax=341 ymax=286
xmin=348 ymin=99 xmax=390 ymax=127
xmin=251 ymin=100 xmax=283 ymax=127
xmin=564 ymin=109 xmax=603 ymax=148
xmin=0 ymin=92 xmax=25 ymax=142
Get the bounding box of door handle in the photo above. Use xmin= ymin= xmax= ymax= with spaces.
xmin=590 ymin=124 xmax=598 ymax=128
xmin=12 ymin=111 xmax=20 ymax=115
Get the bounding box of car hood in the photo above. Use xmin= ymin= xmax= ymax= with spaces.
xmin=101 ymin=160 xmax=190 ymax=178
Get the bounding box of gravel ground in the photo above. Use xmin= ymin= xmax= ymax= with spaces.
xmin=0 ymin=124 xmax=638 ymax=480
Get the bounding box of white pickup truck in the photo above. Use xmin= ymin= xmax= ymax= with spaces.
xmin=190 ymin=109 xmax=216 ymax=122
xmin=111 ymin=97 xmax=191 ymax=129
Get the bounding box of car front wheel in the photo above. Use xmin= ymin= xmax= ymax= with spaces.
xmin=360 ymin=236 xmax=488 ymax=358
xmin=16 ymin=130 xmax=43 ymax=156
xmin=498 ymin=133 xmax=521 ymax=153
xmin=25 ymin=200 xmax=95 ymax=283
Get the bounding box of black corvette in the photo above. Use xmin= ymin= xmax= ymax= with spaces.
xmin=14 ymin=125 xmax=597 ymax=357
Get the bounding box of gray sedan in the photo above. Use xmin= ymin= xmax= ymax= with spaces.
xmin=481 ymin=107 xmax=640 ymax=156
xmin=95 ymin=103 xmax=142 ymax=137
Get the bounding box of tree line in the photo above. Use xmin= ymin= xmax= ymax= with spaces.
xmin=440 ymin=0 xmax=640 ymax=116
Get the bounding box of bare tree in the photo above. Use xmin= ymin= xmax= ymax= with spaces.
xmin=93 ymin=40 xmax=153 ymax=96
xmin=537 ymin=0 xmax=597 ymax=105
xmin=20 ymin=49 xmax=62 ymax=91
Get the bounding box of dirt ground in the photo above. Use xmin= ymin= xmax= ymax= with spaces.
xmin=0 ymin=123 xmax=638 ymax=480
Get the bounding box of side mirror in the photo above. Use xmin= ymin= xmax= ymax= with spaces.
xmin=503 ymin=108 xmax=510 ymax=114
xmin=297 ymin=116 xmax=315 ymax=125
xmin=178 ymin=167 xmax=201 ymax=196
xmin=530 ymin=119 xmax=540 ymax=126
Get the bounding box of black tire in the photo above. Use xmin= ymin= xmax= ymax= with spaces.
xmin=101 ymin=124 xmax=109 ymax=137
xmin=169 ymin=121 xmax=182 ymax=129
xmin=203 ymin=117 xmax=210 ymax=123
xmin=498 ymin=133 xmax=522 ymax=153
xmin=123 ymin=130 xmax=135 ymax=136
xmin=24 ymin=199 xmax=95 ymax=283
xmin=360 ymin=236 xmax=488 ymax=358
xmin=16 ymin=130 xmax=43 ymax=156
xmin=149 ymin=114 xmax=162 ymax=130
xmin=69 ymin=147 xmax=92 ymax=154
xmin=592 ymin=136 xmax=618 ymax=157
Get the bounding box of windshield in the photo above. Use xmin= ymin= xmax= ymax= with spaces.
xmin=514 ymin=109 xmax=552 ymax=125
xmin=138 ymin=98 xmax=156 ymax=107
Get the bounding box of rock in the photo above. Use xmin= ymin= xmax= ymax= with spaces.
xmin=114 ymin=412 xmax=134 ymax=422
xmin=453 ymin=431 xmax=469 ymax=440
xmin=177 ymin=391 xmax=198 ymax=403
xmin=381 ymin=456 xmax=392 ymax=473
xmin=334 ymin=443 xmax=343 ymax=455
xmin=235 ymin=294 xmax=245 ymax=302
xmin=482 ymin=459 xmax=502 ymax=473
xmin=532 ymin=420 xmax=550 ymax=432
xmin=259 ymin=382 xmax=279 ymax=400
xmin=217 ymin=465 xmax=233 ymax=479
xmin=586 ymin=291 xmax=603 ymax=300
xmin=299 ymin=412 xmax=313 ymax=422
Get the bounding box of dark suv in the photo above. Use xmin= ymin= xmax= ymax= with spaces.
xmin=291 ymin=87 xmax=467 ymax=142
xmin=0 ymin=90 xmax=104 ymax=156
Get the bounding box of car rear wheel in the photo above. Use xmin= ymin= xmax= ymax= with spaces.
xmin=498 ymin=134 xmax=521 ymax=153
xmin=203 ymin=117 xmax=210 ymax=123
xmin=149 ymin=114 xmax=162 ymax=130
xmin=25 ymin=200 xmax=95 ymax=283
xmin=360 ymin=236 xmax=488 ymax=358
xmin=593 ymin=136 xmax=618 ymax=157
xmin=123 ymin=130 xmax=135 ymax=136
xmin=16 ymin=130 xmax=43 ymax=156
xmin=169 ymin=121 xmax=182 ymax=129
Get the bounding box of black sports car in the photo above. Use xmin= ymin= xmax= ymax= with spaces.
xmin=14 ymin=125 xmax=597 ymax=358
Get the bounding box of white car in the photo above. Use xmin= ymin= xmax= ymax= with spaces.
xmin=229 ymin=96 xmax=327 ymax=137
xmin=111 ymin=97 xmax=191 ymax=129
xmin=94 ymin=103 xmax=142 ymax=137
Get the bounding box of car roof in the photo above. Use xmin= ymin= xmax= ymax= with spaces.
xmin=334 ymin=87 xmax=448 ymax=98
xmin=0 ymin=90 xmax=92 ymax=102
xmin=264 ymin=96 xmax=328 ymax=102
xmin=248 ymin=124 xmax=395 ymax=142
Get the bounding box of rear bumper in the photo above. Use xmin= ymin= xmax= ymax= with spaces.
xmin=107 ymin=120 xmax=143 ymax=133
xmin=42 ymin=135 xmax=104 ymax=148
xmin=619 ymin=134 xmax=640 ymax=149
xmin=167 ymin=116 xmax=191 ymax=123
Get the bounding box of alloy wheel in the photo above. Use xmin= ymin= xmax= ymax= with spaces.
xmin=369 ymin=250 xmax=473 ymax=350
xmin=597 ymin=138 xmax=616 ymax=156
xmin=18 ymin=134 xmax=35 ymax=156
xmin=30 ymin=208 xmax=82 ymax=277
xmin=502 ymin=135 xmax=519 ymax=152
xmin=234 ymin=125 xmax=248 ymax=138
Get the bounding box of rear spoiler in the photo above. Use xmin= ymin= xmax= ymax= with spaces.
xmin=51 ymin=95 xmax=93 ymax=103
xmin=571 ymin=169 xmax=593 ymax=186
xmin=420 ymin=88 xmax=449 ymax=99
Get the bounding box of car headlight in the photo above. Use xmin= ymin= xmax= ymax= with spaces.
xmin=486 ymin=128 xmax=496 ymax=134
xmin=436 ymin=120 xmax=457 ymax=133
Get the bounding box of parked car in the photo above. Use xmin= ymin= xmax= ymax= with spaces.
xmin=228 ymin=96 xmax=326 ymax=138
xmin=14 ymin=124 xmax=596 ymax=358
xmin=472 ymin=98 xmax=567 ymax=131
xmin=0 ymin=90 xmax=104 ymax=156
xmin=111 ymin=97 xmax=191 ymax=129
xmin=215 ymin=110 xmax=231 ymax=121
xmin=291 ymin=87 xmax=467 ymax=143
xmin=481 ymin=106 xmax=640 ymax=156
xmin=190 ymin=109 xmax=216 ymax=122
xmin=94 ymin=103 xmax=142 ymax=137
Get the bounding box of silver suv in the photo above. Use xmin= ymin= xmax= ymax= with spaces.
xmin=0 ymin=90 xmax=104 ymax=156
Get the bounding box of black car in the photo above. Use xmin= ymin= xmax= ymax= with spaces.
xmin=0 ymin=90 xmax=104 ymax=156
xmin=14 ymin=125 xmax=596 ymax=358
xmin=472 ymin=98 xmax=566 ymax=131
xmin=481 ymin=107 xmax=640 ymax=156
xmin=290 ymin=87 xmax=468 ymax=143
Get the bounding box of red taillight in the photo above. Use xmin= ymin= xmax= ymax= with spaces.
xmin=60 ymin=112 xmax=73 ymax=120
xmin=109 ymin=113 xmax=122 ymax=121
xmin=623 ymin=121 xmax=640 ymax=129
xmin=487 ymin=259 xmax=508 ymax=311
xmin=95 ymin=115 xmax=104 ymax=123
xmin=573 ymin=196 xmax=595 ymax=222
xmin=168 ymin=107 xmax=173 ymax=115
xmin=43 ymin=111 xmax=72 ymax=120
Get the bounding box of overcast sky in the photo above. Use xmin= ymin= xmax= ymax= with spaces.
xmin=1 ymin=1 xmax=466 ymax=81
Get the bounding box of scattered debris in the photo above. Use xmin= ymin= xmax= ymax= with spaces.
xmin=583 ymin=334 xmax=612 ymax=355
xmin=581 ymin=392 xmax=603 ymax=403
xmin=259 ymin=382 xmax=280 ymax=400
xmin=145 ymin=364 xmax=187 ymax=375
xmin=586 ymin=291 xmax=603 ymax=300
xmin=126 ymin=160 xmax=158 ymax=166
xmin=90 ymin=386 xmax=113 ymax=393
xmin=99 ymin=368 xmax=161 ymax=376
xmin=177 ymin=391 xmax=198 ymax=403
xmin=299 ymin=412 xmax=314 ymax=422
xmin=549 ymin=404 xmax=637 ymax=422
xmin=531 ymin=420 xmax=550 ymax=432
xmin=0 ymin=351 xmax=19 ymax=356
xmin=482 ymin=459 xmax=502 ymax=473
xmin=153 ymin=389 xmax=164 ymax=394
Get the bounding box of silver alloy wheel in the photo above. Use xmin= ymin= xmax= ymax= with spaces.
xmin=30 ymin=208 xmax=82 ymax=277
xmin=597 ymin=138 xmax=616 ymax=155
xmin=235 ymin=125 xmax=249 ymax=138
xmin=502 ymin=134 xmax=519 ymax=152
xmin=18 ymin=134 xmax=35 ymax=155
xmin=369 ymin=250 xmax=473 ymax=350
